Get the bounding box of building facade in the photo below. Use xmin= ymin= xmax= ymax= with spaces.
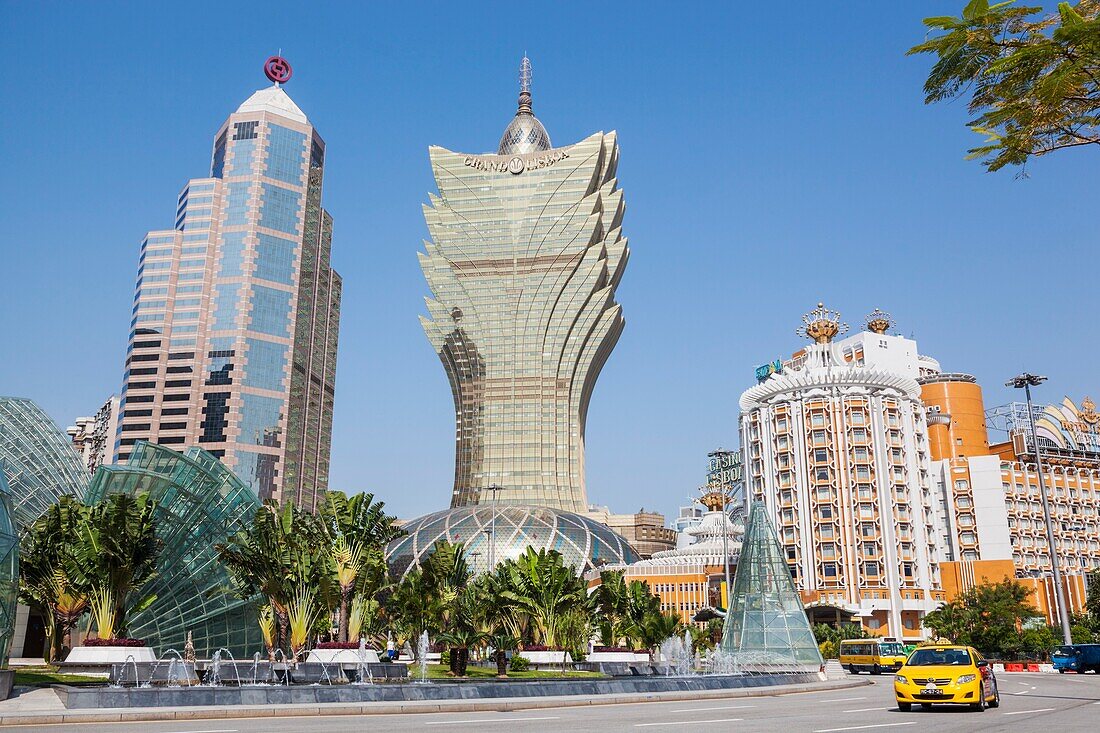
xmin=67 ymin=396 xmax=120 ymax=475
xmin=584 ymin=506 xmax=676 ymax=559
xmin=418 ymin=57 xmax=628 ymax=514
xmin=924 ymin=377 xmax=1100 ymax=623
xmin=587 ymin=490 xmax=742 ymax=625
xmin=112 ymin=62 xmax=340 ymax=509
xmin=740 ymin=306 xmax=946 ymax=640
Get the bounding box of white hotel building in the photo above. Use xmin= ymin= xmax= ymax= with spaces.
xmin=739 ymin=305 xmax=948 ymax=640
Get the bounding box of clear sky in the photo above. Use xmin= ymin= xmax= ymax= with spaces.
xmin=1 ymin=2 xmax=1095 ymax=522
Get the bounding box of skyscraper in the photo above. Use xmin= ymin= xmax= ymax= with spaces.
xmin=113 ymin=59 xmax=340 ymax=510
xmin=419 ymin=57 xmax=628 ymax=513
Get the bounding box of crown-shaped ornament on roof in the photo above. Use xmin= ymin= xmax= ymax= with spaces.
xmin=797 ymin=302 xmax=848 ymax=344
xmin=864 ymin=308 xmax=895 ymax=335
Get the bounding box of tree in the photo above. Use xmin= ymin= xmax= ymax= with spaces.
xmin=908 ymin=0 xmax=1100 ymax=171
xmin=923 ymin=580 xmax=1040 ymax=658
xmin=18 ymin=498 xmax=89 ymax=662
xmin=1085 ymin=569 xmax=1100 ymax=635
xmin=320 ymin=490 xmax=402 ymax=642
xmin=498 ymin=548 xmax=590 ymax=649
xmin=639 ymin=611 xmax=684 ymax=656
xmin=65 ymin=493 xmax=161 ymax=640
xmin=217 ymin=501 xmax=334 ymax=658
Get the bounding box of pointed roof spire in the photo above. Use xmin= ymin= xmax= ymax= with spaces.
xmin=497 ymin=56 xmax=552 ymax=155
xmin=518 ymin=56 xmax=533 ymax=114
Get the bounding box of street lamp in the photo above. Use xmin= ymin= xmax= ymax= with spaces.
xmin=1006 ymin=372 xmax=1073 ymax=645
xmin=483 ymin=485 xmax=503 ymax=571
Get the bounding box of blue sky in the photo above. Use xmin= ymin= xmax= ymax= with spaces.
xmin=1 ymin=2 xmax=1094 ymax=522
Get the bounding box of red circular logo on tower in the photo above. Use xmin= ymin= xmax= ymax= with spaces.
xmin=264 ymin=56 xmax=292 ymax=84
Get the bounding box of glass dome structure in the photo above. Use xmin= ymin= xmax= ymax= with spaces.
xmin=387 ymin=505 xmax=638 ymax=580
xmin=0 ymin=473 xmax=18 ymax=667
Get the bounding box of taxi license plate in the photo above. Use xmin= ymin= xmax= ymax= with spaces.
xmin=923 ymin=686 xmax=943 ymax=696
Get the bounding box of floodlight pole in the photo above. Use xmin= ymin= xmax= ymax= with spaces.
xmin=1007 ymin=373 xmax=1073 ymax=646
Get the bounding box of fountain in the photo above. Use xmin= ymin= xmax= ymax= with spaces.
xmin=142 ymin=648 xmax=193 ymax=688
xmin=272 ymin=648 xmax=291 ymax=686
xmin=351 ymin=638 xmax=374 ymax=684
xmin=205 ymin=648 xmax=244 ymax=687
xmin=416 ymin=630 xmax=430 ymax=683
xmin=111 ymin=654 xmax=141 ymax=688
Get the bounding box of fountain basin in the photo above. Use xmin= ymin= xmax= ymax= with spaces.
xmin=54 ymin=672 xmax=825 ymax=709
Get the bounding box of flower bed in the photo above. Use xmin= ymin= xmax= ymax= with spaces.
xmin=592 ymin=646 xmax=634 ymax=653
xmin=84 ymin=637 xmax=147 ymax=647
xmin=521 ymin=645 xmax=566 ymax=652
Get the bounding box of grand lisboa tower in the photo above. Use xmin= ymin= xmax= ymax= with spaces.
xmin=387 ymin=58 xmax=637 ymax=578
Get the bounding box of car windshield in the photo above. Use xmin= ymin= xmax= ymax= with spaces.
xmin=1054 ymin=646 xmax=1076 ymax=656
xmin=880 ymin=643 xmax=904 ymax=656
xmin=906 ymin=648 xmax=972 ymax=666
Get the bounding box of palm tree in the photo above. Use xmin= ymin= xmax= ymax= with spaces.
xmin=217 ymin=501 xmax=334 ymax=655
xmin=320 ymin=490 xmax=403 ymax=642
xmin=639 ymin=611 xmax=684 ymax=658
xmin=65 ymin=493 xmax=160 ymax=641
xmin=499 ymin=548 xmax=589 ymax=649
xmin=18 ymin=498 xmax=88 ymax=661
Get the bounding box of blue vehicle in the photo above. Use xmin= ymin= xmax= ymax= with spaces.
xmin=1052 ymin=644 xmax=1100 ymax=674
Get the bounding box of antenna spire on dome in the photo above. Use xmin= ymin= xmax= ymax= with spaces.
xmin=497 ymin=56 xmax=551 ymax=154
xmin=517 ymin=56 xmax=533 ymax=115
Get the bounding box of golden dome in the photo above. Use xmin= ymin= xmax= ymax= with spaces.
xmin=797 ymin=302 xmax=848 ymax=344
xmin=864 ymin=308 xmax=895 ymax=335
xmin=698 ymin=490 xmax=727 ymax=513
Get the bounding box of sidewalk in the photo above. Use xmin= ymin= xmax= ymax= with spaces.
xmin=0 ymin=677 xmax=870 ymax=726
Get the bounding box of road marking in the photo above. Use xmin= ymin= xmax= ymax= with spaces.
xmin=843 ymin=707 xmax=891 ymax=712
xmin=669 ymin=705 xmax=756 ymax=712
xmin=1002 ymin=708 xmax=1056 ymax=716
xmin=820 ymin=696 xmax=866 ymax=702
xmin=815 ymin=724 xmax=917 ymax=733
xmin=425 ymin=717 xmax=560 ymax=725
xmin=158 ymin=730 xmax=238 ymax=733
xmin=1013 ymin=689 xmax=1031 ymax=695
xmin=636 ymin=719 xmax=743 ymax=727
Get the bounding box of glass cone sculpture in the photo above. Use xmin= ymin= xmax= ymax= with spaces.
xmin=720 ymin=502 xmax=823 ymax=668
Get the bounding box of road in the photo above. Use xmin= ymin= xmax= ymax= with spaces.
xmin=5 ymin=672 xmax=1099 ymax=732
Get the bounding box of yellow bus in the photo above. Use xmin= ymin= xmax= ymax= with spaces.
xmin=839 ymin=638 xmax=908 ymax=674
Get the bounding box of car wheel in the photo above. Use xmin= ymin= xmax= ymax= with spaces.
xmin=897 ymin=702 xmax=911 ymax=712
xmin=872 ymin=664 xmax=881 ymax=675
xmin=971 ymin=697 xmax=985 ymax=712
xmin=989 ymin=686 xmax=1000 ymax=709
xmin=1058 ymin=668 xmax=1065 ymax=674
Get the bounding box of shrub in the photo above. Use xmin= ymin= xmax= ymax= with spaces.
xmin=440 ymin=649 xmax=450 ymax=666
xmin=510 ymin=654 xmax=530 ymax=672
xmin=84 ymin=637 xmax=147 ymax=647
xmin=593 ymin=646 xmax=634 ymax=653
xmin=819 ymin=640 xmax=838 ymax=660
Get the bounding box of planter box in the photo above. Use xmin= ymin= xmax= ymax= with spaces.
xmin=524 ymin=651 xmax=572 ymax=667
xmin=588 ymin=651 xmax=638 ymax=662
xmin=305 ymin=648 xmax=380 ymax=666
xmin=64 ymin=645 xmax=157 ymax=665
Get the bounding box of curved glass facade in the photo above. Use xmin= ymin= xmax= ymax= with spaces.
xmin=420 ymin=130 xmax=628 ymax=513
xmin=0 ymin=473 xmax=18 ymax=666
xmin=0 ymin=396 xmax=88 ymax=532
xmin=386 ymin=505 xmax=638 ymax=580
xmin=85 ymin=442 xmax=262 ymax=658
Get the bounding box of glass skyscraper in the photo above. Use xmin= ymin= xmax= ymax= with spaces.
xmin=113 ymin=68 xmax=340 ymax=509
xmin=419 ymin=58 xmax=629 ymax=513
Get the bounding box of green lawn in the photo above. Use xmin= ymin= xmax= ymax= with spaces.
xmin=13 ymin=667 xmax=106 ymax=687
xmin=425 ymin=663 xmax=603 ymax=680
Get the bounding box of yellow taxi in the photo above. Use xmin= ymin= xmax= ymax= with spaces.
xmin=894 ymin=644 xmax=1000 ymax=712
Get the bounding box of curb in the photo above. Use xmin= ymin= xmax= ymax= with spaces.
xmin=0 ymin=678 xmax=870 ymax=726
